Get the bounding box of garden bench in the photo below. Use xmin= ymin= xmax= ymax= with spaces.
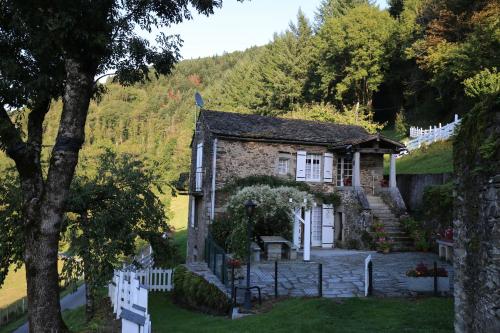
xmin=437 ymin=240 xmax=453 ymax=262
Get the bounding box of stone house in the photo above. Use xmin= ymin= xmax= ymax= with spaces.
xmin=186 ymin=110 xmax=408 ymax=263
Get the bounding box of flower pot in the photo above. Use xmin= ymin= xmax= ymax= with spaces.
xmin=383 ymin=248 xmax=390 ymax=254
xmin=407 ymin=277 xmax=449 ymax=292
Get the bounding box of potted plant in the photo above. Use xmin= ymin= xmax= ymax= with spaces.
xmin=227 ymin=258 xmax=244 ymax=285
xmin=380 ymin=179 xmax=389 ymax=187
xmin=344 ymin=177 xmax=352 ymax=186
xmin=406 ymin=263 xmax=450 ymax=292
xmin=372 ymin=222 xmax=392 ymax=253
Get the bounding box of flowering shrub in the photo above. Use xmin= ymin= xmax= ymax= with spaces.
xmin=406 ymin=263 xmax=448 ymax=277
xmin=224 ymin=185 xmax=313 ymax=260
xmin=372 ymin=221 xmax=393 ymax=252
xmin=442 ymin=227 xmax=453 ymax=241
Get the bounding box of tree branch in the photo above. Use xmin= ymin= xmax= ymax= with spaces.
xmin=0 ymin=105 xmax=28 ymax=164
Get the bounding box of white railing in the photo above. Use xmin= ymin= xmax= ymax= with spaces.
xmin=406 ymin=114 xmax=460 ymax=151
xmin=135 ymin=268 xmax=174 ymax=292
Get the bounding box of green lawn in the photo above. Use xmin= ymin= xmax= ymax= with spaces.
xmin=169 ymin=195 xmax=189 ymax=231
xmin=149 ymin=294 xmax=454 ymax=333
xmin=384 ymin=140 xmax=453 ymax=174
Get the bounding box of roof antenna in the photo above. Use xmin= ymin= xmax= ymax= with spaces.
xmin=194 ymin=92 xmax=204 ymax=131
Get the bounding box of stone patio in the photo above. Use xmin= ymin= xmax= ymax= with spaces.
xmin=245 ymin=249 xmax=454 ymax=299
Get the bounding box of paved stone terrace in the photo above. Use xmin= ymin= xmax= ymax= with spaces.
xmin=248 ymin=249 xmax=453 ymax=299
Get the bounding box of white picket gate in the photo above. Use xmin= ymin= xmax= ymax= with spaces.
xmin=108 ymin=267 xmax=173 ymax=333
xmin=406 ymin=114 xmax=460 ymax=151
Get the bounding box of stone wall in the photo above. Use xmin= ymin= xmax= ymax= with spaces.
xmin=360 ymin=154 xmax=384 ymax=193
xmin=454 ymin=174 xmax=500 ymax=333
xmin=397 ymin=173 xmax=452 ymax=212
xmin=186 ymin=122 xmax=215 ymax=263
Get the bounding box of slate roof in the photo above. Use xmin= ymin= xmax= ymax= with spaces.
xmin=200 ymin=110 xmax=403 ymax=148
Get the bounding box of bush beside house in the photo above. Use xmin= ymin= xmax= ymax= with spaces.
xmin=172 ymin=266 xmax=231 ymax=316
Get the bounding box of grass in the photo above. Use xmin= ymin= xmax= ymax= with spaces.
xmin=0 ymin=265 xmax=27 ymax=309
xmin=384 ymin=140 xmax=453 ymax=174
xmin=0 ymin=260 xmax=67 ymax=310
xmin=149 ymin=294 xmax=454 ymax=333
xmin=0 ymin=281 xmax=84 ymax=333
xmin=169 ymin=195 xmax=189 ymax=263
xmin=170 ymin=195 xmax=189 ymax=231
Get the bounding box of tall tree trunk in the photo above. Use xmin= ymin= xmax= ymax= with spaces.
xmin=24 ymin=59 xmax=95 ymax=332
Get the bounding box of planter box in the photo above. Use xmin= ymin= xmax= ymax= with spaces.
xmin=407 ymin=277 xmax=450 ymax=292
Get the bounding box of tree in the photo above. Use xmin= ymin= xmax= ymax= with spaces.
xmin=315 ymin=5 xmax=396 ymax=108
xmin=0 ymin=1 xmax=232 ymax=330
xmin=314 ymin=0 xmax=373 ymax=27
xmin=63 ymin=149 xmax=175 ymax=319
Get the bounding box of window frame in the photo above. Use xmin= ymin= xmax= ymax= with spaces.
xmin=305 ymin=153 xmax=322 ymax=181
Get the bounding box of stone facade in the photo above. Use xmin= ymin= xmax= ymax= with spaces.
xmin=186 ymin=112 xmax=404 ymax=263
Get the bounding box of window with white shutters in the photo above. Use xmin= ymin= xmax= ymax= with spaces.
xmin=305 ymin=154 xmax=321 ymax=181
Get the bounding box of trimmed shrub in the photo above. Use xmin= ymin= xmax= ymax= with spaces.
xmin=172 ymin=265 xmax=231 ymax=316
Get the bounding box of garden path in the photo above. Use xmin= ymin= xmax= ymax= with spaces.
xmin=246 ymin=250 xmax=453 ymax=299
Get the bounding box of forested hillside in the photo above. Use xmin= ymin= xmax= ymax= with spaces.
xmin=1 ymin=0 xmax=498 ymax=207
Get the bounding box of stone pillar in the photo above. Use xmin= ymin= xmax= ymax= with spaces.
xmin=303 ymin=209 xmax=311 ymax=261
xmin=353 ymin=152 xmax=361 ymax=187
xmin=389 ymin=154 xmax=397 ymax=188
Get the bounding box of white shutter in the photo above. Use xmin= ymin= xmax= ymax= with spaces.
xmin=195 ymin=143 xmax=203 ymax=191
xmin=190 ymin=196 xmax=196 ymax=228
xmin=323 ymin=153 xmax=333 ymax=182
xmin=321 ymin=204 xmax=334 ymax=248
xmin=296 ymin=151 xmax=306 ymax=181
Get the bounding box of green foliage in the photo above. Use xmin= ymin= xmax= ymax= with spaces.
xmin=394 ymin=110 xmax=408 ymax=137
xmin=220 ymin=175 xmax=311 ymax=194
xmin=0 ymin=169 xmax=23 ymax=287
xmin=315 ymin=5 xmax=395 ymax=107
xmin=422 ymin=183 xmax=454 ymax=231
xmin=400 ymin=217 xmax=431 ymax=252
xmin=224 ymin=185 xmax=312 ymax=259
xmin=172 ymin=265 xmax=231 ymax=316
xmin=463 ymin=68 xmax=500 ymax=99
xmin=61 ymin=149 xmax=174 ymax=315
xmin=285 ymin=103 xmax=384 ymax=133
xmin=209 ymin=216 xmax=234 ymax=252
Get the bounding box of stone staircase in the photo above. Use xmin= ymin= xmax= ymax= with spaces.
xmin=366 ymin=195 xmax=413 ymax=251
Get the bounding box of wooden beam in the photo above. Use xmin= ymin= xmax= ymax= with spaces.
xmin=355 ymin=148 xmax=397 ymax=154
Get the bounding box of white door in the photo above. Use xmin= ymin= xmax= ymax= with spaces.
xmin=311 ymin=206 xmax=322 ymax=247
xmin=322 ymin=204 xmax=335 ymax=248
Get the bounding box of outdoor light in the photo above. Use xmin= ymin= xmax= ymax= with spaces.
xmin=244 ymin=199 xmax=257 ymax=217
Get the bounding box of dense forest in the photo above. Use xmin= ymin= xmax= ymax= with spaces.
xmin=1 ymin=0 xmax=498 ymax=208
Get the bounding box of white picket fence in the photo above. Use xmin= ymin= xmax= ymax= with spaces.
xmin=109 ymin=270 xmax=151 ymax=333
xmin=135 ymin=268 xmax=174 ymax=292
xmin=407 ymin=114 xmax=460 ymax=151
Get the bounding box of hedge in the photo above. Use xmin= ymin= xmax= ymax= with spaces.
xmin=172 ymin=265 xmax=231 ymax=316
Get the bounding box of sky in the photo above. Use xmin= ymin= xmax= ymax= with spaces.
xmin=158 ymin=0 xmax=389 ymax=59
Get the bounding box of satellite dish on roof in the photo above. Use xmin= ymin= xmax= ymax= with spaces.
xmin=195 ymin=92 xmax=204 ymax=108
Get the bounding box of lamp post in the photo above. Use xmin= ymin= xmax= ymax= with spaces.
xmin=243 ymin=199 xmax=257 ymax=311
